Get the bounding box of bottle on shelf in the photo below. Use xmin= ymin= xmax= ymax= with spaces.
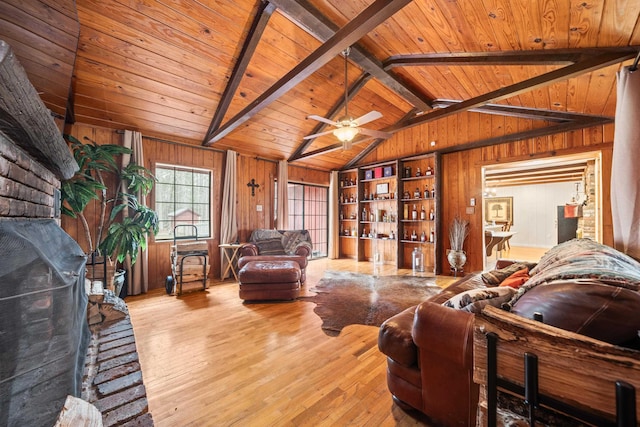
xmin=420 ymin=231 xmax=426 ymax=242
xmin=416 ymin=167 xmax=421 ymax=177
xmin=411 ymin=204 xmax=418 ymax=220
xmin=390 ymin=229 xmax=395 ymax=240
xmin=412 ymin=247 xmax=424 ymax=273
xmin=429 ymin=208 xmax=435 ymax=221
xmin=431 ymin=187 xmax=435 ymax=198
xmin=404 ymin=166 xmax=412 ymax=178
xmin=411 ymin=229 xmax=417 ymax=241
xmin=362 ymin=207 xmax=367 ymax=220
xmin=414 ymin=187 xmax=420 ymax=198
xmin=429 ymin=228 xmax=434 ymax=243
xmin=426 ymin=165 xmax=433 ymax=176
xmin=424 ymin=185 xmax=429 ymax=199
xmin=403 ymin=229 xmax=408 ymax=240
xmin=420 ymin=205 xmax=426 ymax=220
xmin=340 ymin=210 xmax=344 ymax=220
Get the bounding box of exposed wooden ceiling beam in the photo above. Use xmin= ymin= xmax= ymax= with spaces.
xmin=487 ymin=171 xmax=585 ymax=184
xmin=392 ymin=51 xmax=635 ymax=133
xmin=288 ymin=72 xmax=372 ymax=161
xmin=487 ymin=176 xmax=584 ymax=187
xmin=486 ymin=164 xmax=587 ymax=179
xmin=439 ymin=117 xmax=613 ymax=155
xmin=431 ymin=99 xmax=611 ymax=123
xmin=202 ymin=1 xmax=276 ymax=145
xmin=205 ymin=0 xmax=413 ymax=146
xmin=270 ymin=0 xmax=432 ymax=112
xmin=382 ymin=47 xmax=639 ymax=68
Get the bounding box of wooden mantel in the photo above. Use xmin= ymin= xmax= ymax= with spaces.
xmin=0 ymin=40 xmax=77 ymax=180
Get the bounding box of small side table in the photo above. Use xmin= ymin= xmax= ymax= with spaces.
xmin=219 ymin=243 xmax=244 ymax=281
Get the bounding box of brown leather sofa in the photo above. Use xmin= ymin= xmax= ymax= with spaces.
xmin=378 ymin=239 xmax=640 ymax=426
xmin=378 ymin=274 xmax=487 ymax=426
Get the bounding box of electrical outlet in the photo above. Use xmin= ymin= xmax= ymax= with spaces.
xmin=466 ymin=206 xmax=475 ymax=214
xmin=256 ymin=205 xmax=263 ymax=212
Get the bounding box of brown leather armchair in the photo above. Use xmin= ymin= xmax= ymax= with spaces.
xmin=238 ymin=229 xmax=311 ymax=283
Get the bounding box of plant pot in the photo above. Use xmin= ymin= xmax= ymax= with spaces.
xmin=447 ymin=249 xmax=467 ymax=272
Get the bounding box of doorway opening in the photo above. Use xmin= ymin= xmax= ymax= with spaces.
xmin=481 ymin=151 xmax=602 ymax=269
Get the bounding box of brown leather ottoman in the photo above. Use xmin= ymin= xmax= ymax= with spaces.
xmin=238 ymin=260 xmax=301 ymax=301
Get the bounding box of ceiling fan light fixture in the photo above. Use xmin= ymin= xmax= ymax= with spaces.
xmin=333 ymin=125 xmax=359 ymax=143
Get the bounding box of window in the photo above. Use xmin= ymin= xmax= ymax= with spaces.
xmin=154 ymin=164 xmax=211 ymax=240
xmin=287 ymin=182 xmax=328 ymax=257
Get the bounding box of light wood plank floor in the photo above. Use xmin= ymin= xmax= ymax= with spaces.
xmin=126 ymin=260 xmax=458 ymax=426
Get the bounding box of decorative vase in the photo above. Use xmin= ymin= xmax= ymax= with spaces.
xmin=447 ymin=249 xmax=467 ymax=273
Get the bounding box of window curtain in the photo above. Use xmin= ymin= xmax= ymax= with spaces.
xmin=122 ymin=130 xmax=149 ymax=295
xmin=612 ymin=66 xmax=640 ymax=260
xmin=220 ymin=150 xmax=238 ymax=244
xmin=276 ymin=160 xmax=289 ymax=230
xmin=328 ymin=171 xmax=340 ymax=259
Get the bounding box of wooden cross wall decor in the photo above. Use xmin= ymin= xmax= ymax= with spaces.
xmin=247 ymin=179 xmax=259 ymax=196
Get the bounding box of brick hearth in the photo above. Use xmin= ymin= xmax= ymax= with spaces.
xmin=82 ymin=317 xmax=154 ymax=426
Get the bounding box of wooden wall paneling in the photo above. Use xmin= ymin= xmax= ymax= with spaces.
xmin=567 ymin=73 xmax=592 ymax=114
xmin=585 ymin=125 xmax=604 ymax=147
xmin=584 ymin=64 xmax=618 ymax=116
xmin=437 ymin=116 xmax=448 ymax=151
xmin=288 ymin=164 xmax=330 ymax=186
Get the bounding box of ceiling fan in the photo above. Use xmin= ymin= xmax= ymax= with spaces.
xmin=304 ymin=47 xmax=392 ymax=150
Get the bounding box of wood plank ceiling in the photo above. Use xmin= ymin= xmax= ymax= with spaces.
xmin=2 ymin=0 xmax=640 ymax=172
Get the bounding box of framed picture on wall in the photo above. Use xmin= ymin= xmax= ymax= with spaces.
xmin=376 ymin=183 xmax=389 ymax=195
xmin=484 ymin=197 xmax=513 ymax=224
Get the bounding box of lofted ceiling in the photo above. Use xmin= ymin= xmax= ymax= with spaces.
xmin=2 ymin=0 xmax=640 ymax=172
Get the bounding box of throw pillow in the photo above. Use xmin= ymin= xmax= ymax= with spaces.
xmin=499 ymin=268 xmax=530 ymax=289
xmin=255 ymin=238 xmax=285 ymax=255
xmin=443 ymin=287 xmax=516 ymax=314
xmin=482 ymin=262 xmax=534 ymax=286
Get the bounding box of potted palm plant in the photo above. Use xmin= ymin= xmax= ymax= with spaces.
xmin=447 ymin=215 xmax=469 ymax=274
xmin=61 ymin=135 xmax=158 ymax=291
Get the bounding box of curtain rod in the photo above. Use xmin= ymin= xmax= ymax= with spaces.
xmin=115 ymin=129 xmax=225 ymax=153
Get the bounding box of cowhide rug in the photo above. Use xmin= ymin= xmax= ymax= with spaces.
xmin=299 ymin=270 xmax=441 ymax=336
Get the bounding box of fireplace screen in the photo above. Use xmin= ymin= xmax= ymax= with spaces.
xmin=0 ymin=219 xmax=88 ymax=426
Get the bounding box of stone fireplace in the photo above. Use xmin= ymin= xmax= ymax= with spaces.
xmin=0 ymin=220 xmax=88 ymax=426
xmin=0 ymin=41 xmax=151 ymax=426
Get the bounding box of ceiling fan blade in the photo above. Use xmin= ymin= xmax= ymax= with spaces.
xmin=358 ymin=127 xmax=393 ymax=139
xmin=306 ymin=114 xmax=338 ymax=126
xmin=303 ymin=129 xmax=337 ymax=140
xmin=353 ymin=110 xmax=383 ymax=126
